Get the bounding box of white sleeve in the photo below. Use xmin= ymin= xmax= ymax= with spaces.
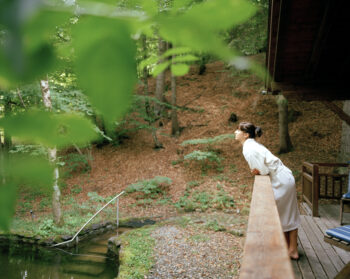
xmin=244 ymin=151 xmax=270 ymax=175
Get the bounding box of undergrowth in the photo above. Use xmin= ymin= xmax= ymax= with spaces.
xmin=118 ymin=226 xmax=156 ymax=279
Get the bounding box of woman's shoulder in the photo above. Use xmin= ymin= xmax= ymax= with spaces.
xmin=243 ymin=139 xmax=267 ymax=151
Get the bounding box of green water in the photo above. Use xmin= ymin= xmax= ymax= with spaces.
xmin=0 ymin=231 xmax=122 ymax=279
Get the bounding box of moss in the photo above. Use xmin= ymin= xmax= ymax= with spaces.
xmin=118 ymin=226 xmax=156 ymax=279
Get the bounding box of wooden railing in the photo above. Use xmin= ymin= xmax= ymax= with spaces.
xmin=240 ymin=175 xmax=294 ymax=279
xmin=302 ymin=162 xmax=349 ymax=217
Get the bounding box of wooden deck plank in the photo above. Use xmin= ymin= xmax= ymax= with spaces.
xmin=296 ymin=238 xmax=315 ymax=279
xmin=298 ymin=216 xmax=328 ymax=279
xmin=321 ymin=204 xmax=341 ymax=227
xmin=305 ymin=215 xmax=345 ymax=272
xmin=291 ymin=259 xmax=303 ymax=279
xmin=302 ymin=216 xmax=338 ymax=278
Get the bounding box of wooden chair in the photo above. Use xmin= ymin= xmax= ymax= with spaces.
xmin=324 ymin=225 xmax=350 ymax=279
xmin=340 ymin=197 xmax=350 ymax=225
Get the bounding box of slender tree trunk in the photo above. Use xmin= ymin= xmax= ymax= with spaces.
xmin=141 ymin=35 xmax=162 ymax=148
xmin=154 ymin=38 xmax=167 ymax=117
xmin=171 ymin=66 xmax=180 ymax=136
xmin=338 ymin=100 xmax=350 ymax=163
xmin=0 ymin=135 xmax=5 ymax=184
xmin=40 ymin=79 xmax=63 ymax=226
xmin=3 ymin=100 xmax=12 ymax=150
xmin=277 ymin=94 xmax=293 ymax=154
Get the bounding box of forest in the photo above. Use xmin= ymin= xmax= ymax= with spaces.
xmin=0 ymin=0 xmax=348 ymax=278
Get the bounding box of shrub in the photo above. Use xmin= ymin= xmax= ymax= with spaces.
xmin=125 ymin=176 xmax=172 ymax=199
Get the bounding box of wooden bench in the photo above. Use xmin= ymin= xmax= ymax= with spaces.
xmin=240 ymin=175 xmax=294 ymax=279
xmin=324 ymin=225 xmax=350 ymax=279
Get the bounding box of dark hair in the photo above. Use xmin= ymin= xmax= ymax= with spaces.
xmin=238 ymin=122 xmax=263 ymax=138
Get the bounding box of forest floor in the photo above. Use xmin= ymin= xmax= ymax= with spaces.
xmin=16 ymin=53 xmax=344 ymax=278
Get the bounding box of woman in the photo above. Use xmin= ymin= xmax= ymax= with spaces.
xmin=235 ymin=122 xmax=300 ymax=260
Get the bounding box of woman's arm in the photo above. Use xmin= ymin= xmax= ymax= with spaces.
xmin=245 ymin=152 xmax=269 ymax=175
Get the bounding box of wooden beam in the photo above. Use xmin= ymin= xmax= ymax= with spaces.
xmin=322 ymin=101 xmax=350 ymax=126
xmin=266 ymin=0 xmax=282 ymax=90
xmin=305 ymin=0 xmax=334 ymax=79
xmin=240 ymin=176 xmax=294 ymax=279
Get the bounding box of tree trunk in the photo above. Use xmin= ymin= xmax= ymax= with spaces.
xmin=0 ymin=135 xmax=4 ymax=184
xmin=171 ymin=70 xmax=180 ymax=136
xmin=40 ymin=79 xmax=63 ymax=226
xmin=154 ymin=38 xmax=167 ymax=117
xmin=141 ymin=35 xmax=162 ymax=148
xmin=338 ymin=100 xmax=350 ymax=163
xmin=3 ymin=100 xmax=12 ymax=150
xmin=277 ymin=94 xmax=293 ymax=154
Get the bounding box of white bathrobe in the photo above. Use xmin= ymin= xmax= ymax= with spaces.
xmin=243 ymin=138 xmax=300 ymax=232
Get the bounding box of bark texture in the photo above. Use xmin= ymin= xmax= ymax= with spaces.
xmin=154 ymin=38 xmax=167 ymax=116
xmin=40 ymin=79 xmax=63 ymax=226
xmin=171 ymin=73 xmax=179 ymax=136
xmin=277 ymin=94 xmax=293 ymax=154
xmin=338 ymin=100 xmax=350 ymax=163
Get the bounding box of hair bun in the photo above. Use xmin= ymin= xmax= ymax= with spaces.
xmin=255 ymin=126 xmax=263 ymax=137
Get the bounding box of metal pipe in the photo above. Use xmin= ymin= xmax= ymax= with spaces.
xmin=52 ymin=191 xmax=125 ymax=247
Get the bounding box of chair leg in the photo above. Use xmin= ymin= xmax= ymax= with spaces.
xmin=335 ymin=262 xmax=350 ymax=279
xmin=340 ymin=200 xmax=344 ymax=225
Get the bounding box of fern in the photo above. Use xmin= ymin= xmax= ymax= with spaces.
xmin=181 ymin=133 xmax=235 ymax=146
xmin=184 ymin=150 xmax=221 ymax=163
xmin=126 ymin=176 xmax=172 ymax=199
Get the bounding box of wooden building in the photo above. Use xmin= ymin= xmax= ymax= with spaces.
xmin=266 ymin=0 xmax=350 ymax=111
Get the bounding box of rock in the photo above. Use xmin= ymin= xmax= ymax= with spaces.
xmin=228 ymin=113 xmax=238 ymax=123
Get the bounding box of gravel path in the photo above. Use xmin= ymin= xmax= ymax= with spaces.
xmin=146 ymin=225 xmax=242 ymax=279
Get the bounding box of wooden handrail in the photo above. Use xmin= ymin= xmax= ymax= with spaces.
xmin=240 ymin=176 xmax=294 ymax=279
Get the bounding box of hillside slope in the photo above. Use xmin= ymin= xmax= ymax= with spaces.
xmin=65 ymin=54 xmax=343 ymax=220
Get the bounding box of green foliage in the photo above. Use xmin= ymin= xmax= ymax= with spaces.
xmin=9 ymin=144 xmax=48 ymax=157
xmin=61 ymin=153 xmax=91 ymax=176
xmin=226 ymin=4 xmax=268 ymax=55
xmin=205 ymin=219 xmax=226 ymax=232
xmin=0 ymin=0 xmax=263 ymax=231
xmin=73 ymin=16 xmax=137 ymax=125
xmin=118 ymin=227 xmax=156 ymax=279
xmin=0 ymin=110 xmax=98 ymax=148
xmin=0 ymin=183 xmax=17 ymax=231
xmin=184 ymin=150 xmax=221 ymax=163
xmin=181 ymin=133 xmax=235 ymax=146
xmin=71 ymin=184 xmax=82 ymax=194
xmin=87 ymin=192 xmax=111 ymax=204
xmin=186 ymin=180 xmax=201 ymax=188
xmin=126 ymin=176 xmax=172 ymax=199
xmin=175 ymin=187 xmax=234 ymax=212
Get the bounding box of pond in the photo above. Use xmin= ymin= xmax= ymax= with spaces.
xmin=0 ymin=230 xmax=125 ymax=279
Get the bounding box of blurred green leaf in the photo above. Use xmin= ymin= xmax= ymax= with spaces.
xmin=139 ymin=56 xmax=158 ymax=71
xmin=172 ymin=55 xmax=198 ymax=63
xmin=152 ymin=61 xmax=171 ymax=77
xmin=171 ymin=63 xmax=189 ymax=76
xmin=172 ymin=0 xmax=194 ymax=12
xmin=6 ymin=155 xmax=54 ymax=190
xmin=0 ymin=110 xmax=98 ymax=148
xmin=185 ymin=0 xmax=256 ymax=31
xmin=161 ymin=47 xmax=191 ymax=58
xmin=0 ymin=7 xmax=70 ymax=88
xmin=73 ymin=16 xmax=137 ymax=124
xmin=157 ymin=0 xmax=255 ymax=60
xmin=0 ymin=183 xmax=17 ymax=231
xmin=140 ymin=0 xmax=158 ymax=16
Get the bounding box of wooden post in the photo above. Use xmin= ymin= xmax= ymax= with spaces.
xmin=312 ymin=164 xmax=319 ymax=217
xmin=240 ymin=175 xmax=294 ymax=279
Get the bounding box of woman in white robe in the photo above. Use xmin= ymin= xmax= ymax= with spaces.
xmin=235 ymin=122 xmax=300 ymax=260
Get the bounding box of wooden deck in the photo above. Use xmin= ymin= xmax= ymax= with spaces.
xmin=293 ymin=203 xmax=350 ymax=278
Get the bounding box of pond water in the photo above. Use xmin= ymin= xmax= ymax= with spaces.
xmin=0 ymin=230 xmax=125 ymax=279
